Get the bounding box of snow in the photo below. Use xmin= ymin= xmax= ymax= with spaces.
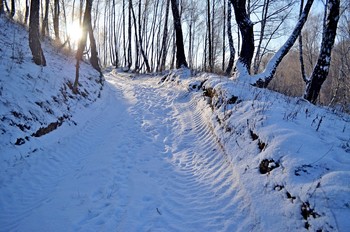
xmin=1 ymin=17 xmax=350 ymax=232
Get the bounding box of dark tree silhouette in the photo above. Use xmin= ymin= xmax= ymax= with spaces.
xmin=0 ymin=0 xmax=4 ymax=15
xmin=10 ymin=0 xmax=15 ymax=18
xmin=29 ymin=0 xmax=46 ymax=66
xmin=74 ymin=0 xmax=101 ymax=92
xmin=170 ymin=0 xmax=188 ymax=68
xmin=225 ymin=0 xmax=235 ymax=75
xmin=229 ymin=0 xmax=254 ymax=74
xmin=53 ymin=0 xmax=60 ymax=41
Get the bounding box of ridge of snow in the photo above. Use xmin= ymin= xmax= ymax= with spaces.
xmin=169 ymin=71 xmax=350 ymax=231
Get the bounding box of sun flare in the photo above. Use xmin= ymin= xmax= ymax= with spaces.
xmin=67 ymin=21 xmax=82 ymax=43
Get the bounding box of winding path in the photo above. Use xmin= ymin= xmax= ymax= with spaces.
xmin=0 ymin=72 xmax=257 ymax=231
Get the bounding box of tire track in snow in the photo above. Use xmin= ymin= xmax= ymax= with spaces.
xmin=117 ymin=75 xmax=260 ymax=231
xmin=1 ymin=73 xmax=261 ymax=231
xmin=0 ymin=85 xmax=140 ymax=231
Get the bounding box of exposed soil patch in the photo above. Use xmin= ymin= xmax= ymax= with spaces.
xmin=259 ymin=159 xmax=280 ymax=174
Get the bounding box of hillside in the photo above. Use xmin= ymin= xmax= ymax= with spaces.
xmin=0 ymin=17 xmax=103 ymax=162
xmin=1 ymin=17 xmax=350 ymax=232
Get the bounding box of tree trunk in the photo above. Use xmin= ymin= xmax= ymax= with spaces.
xmin=170 ymin=0 xmax=188 ymax=68
xmin=207 ymin=0 xmax=213 ymax=72
xmin=0 ymin=2 xmax=3 ymax=15
xmin=112 ymin=0 xmax=119 ymax=67
xmin=41 ymin=0 xmax=49 ymax=37
xmin=129 ymin=0 xmax=139 ymax=71
xmin=304 ymin=0 xmax=340 ymax=103
xmin=53 ymin=0 xmax=60 ymax=42
xmin=225 ymin=0 xmax=235 ymax=75
xmin=0 ymin=0 xmax=4 ymax=15
xmin=79 ymin=0 xmax=83 ymax=24
xmin=24 ymin=0 xmax=29 ymax=24
xmin=230 ymin=0 xmax=254 ymax=75
xmin=135 ymin=0 xmax=151 ymax=72
xmin=188 ymin=20 xmax=193 ymax=68
xmin=74 ymin=0 xmax=92 ymax=92
xmin=122 ymin=0 xmax=127 ymax=67
xmin=88 ymin=11 xmax=101 ymax=73
xmin=222 ymin=0 xmax=226 ymax=72
xmin=127 ymin=0 xmax=132 ymax=70
xmin=159 ymin=0 xmax=170 ymax=72
xmin=298 ymin=0 xmax=308 ymax=83
xmin=170 ymin=28 xmax=176 ymax=69
xmin=29 ymin=0 xmax=46 ymax=66
xmin=10 ymin=0 xmax=14 ymax=18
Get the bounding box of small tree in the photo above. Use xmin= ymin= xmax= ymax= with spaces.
xmin=29 ymin=0 xmax=46 ymax=66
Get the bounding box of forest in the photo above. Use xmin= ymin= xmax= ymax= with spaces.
xmin=0 ymin=0 xmax=349 ymax=111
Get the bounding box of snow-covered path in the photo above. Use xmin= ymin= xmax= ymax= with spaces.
xmin=0 ymin=72 xmax=256 ymax=231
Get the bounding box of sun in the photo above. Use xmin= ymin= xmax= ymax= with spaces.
xmin=67 ymin=21 xmax=82 ymax=43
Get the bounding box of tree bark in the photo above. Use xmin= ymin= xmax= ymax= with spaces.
xmin=170 ymin=0 xmax=188 ymax=68
xmin=29 ymin=0 xmax=46 ymax=66
xmin=225 ymin=0 xmax=235 ymax=75
xmin=304 ymin=0 xmax=340 ymax=103
xmin=230 ymin=0 xmax=254 ymax=75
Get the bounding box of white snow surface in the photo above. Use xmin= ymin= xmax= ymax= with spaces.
xmin=1 ymin=18 xmax=350 ymax=232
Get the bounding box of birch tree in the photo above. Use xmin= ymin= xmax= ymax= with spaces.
xmin=304 ymin=0 xmax=340 ymax=103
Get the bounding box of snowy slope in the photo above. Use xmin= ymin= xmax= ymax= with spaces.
xmin=0 ymin=17 xmax=103 ymax=165
xmin=1 ymin=16 xmax=350 ymax=232
xmin=162 ymin=69 xmax=350 ymax=231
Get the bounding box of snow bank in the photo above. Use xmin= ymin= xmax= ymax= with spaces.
xmin=165 ymin=69 xmax=350 ymax=231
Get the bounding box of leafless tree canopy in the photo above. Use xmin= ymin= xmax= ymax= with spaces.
xmin=4 ymin=0 xmax=349 ymax=110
